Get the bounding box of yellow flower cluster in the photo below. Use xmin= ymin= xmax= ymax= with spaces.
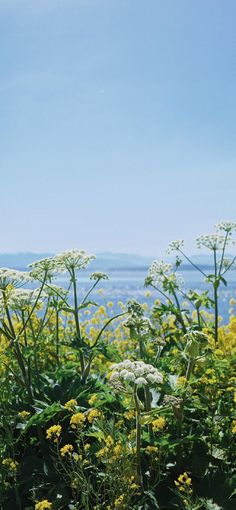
xmin=231 ymin=420 xmax=236 ymax=434
xmin=2 ymin=457 xmax=18 ymax=471
xmin=70 ymin=412 xmax=86 ymax=429
xmin=35 ymin=500 xmax=52 ymax=510
xmin=88 ymin=394 xmax=97 ymax=406
xmin=152 ymin=417 xmax=166 ymax=432
xmin=46 ymin=425 xmax=62 ymax=442
xmin=64 ymin=399 xmax=77 ymax=411
xmin=114 ymin=494 xmax=125 ymax=507
xmin=60 ymin=444 xmax=74 ymax=457
xmin=145 ymin=445 xmax=158 ymax=455
xmin=174 ymin=472 xmax=192 ymax=494
xmin=17 ymin=410 xmax=30 ymax=419
xmin=87 ymin=408 xmax=101 ymax=423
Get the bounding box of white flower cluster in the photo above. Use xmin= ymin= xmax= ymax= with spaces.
xmin=147 ymin=261 xmax=173 ymax=285
xmin=196 ymin=234 xmax=228 ymax=251
xmin=8 ymin=288 xmax=46 ymax=310
xmin=147 ymin=261 xmax=184 ymax=288
xmin=53 ymin=250 xmax=96 ymax=273
xmin=166 ymin=239 xmax=184 ymax=254
xmin=0 ymin=268 xmax=31 ymax=290
xmin=215 ymin=221 xmax=236 ymax=233
xmin=109 ymin=360 xmax=163 ymax=387
xmin=28 ymin=258 xmax=57 ymax=280
xmin=90 ymin=272 xmax=108 ymax=281
xmin=29 ymin=250 xmax=96 ymax=280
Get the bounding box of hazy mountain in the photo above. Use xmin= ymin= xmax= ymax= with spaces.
xmin=0 ymin=252 xmax=233 ymax=271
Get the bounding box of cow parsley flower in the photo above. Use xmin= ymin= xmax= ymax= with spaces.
xmin=109 ymin=360 xmax=163 ymax=389
xmin=0 ymin=268 xmax=31 ymax=290
xmin=9 ymin=288 xmax=46 ymax=310
xmin=53 ymin=249 xmax=95 ymax=273
xmin=215 ymin=221 xmax=236 ymax=233
xmin=28 ymin=257 xmax=57 ymax=281
xmin=146 ymin=261 xmax=184 ymax=290
xmin=196 ymin=234 xmax=227 ymax=251
xmin=166 ymin=239 xmax=184 ymax=254
xmin=90 ymin=272 xmax=108 ymax=280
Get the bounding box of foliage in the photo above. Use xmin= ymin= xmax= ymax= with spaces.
xmin=0 ymin=227 xmax=236 ymax=510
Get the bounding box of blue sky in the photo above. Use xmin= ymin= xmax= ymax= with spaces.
xmin=0 ymin=0 xmax=236 ymax=256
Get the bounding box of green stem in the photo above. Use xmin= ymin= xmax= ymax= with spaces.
xmin=134 ymin=387 xmax=143 ymax=488
xmin=71 ymin=268 xmax=85 ymax=374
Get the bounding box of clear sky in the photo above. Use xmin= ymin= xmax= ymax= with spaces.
xmin=0 ymin=0 xmax=236 ymax=256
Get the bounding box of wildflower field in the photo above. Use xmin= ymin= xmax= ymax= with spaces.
xmin=0 ymin=222 xmax=236 ymax=510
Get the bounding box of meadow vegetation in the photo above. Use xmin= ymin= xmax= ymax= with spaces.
xmin=0 ymin=222 xmax=236 ymax=509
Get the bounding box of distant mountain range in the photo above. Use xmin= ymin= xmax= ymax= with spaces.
xmin=0 ymin=252 xmax=231 ymax=271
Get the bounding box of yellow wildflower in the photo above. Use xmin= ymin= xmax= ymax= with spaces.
xmin=145 ymin=445 xmax=158 ymax=454
xmin=177 ymin=376 xmax=187 ymax=387
xmin=2 ymin=458 xmax=18 ymax=471
xmin=60 ymin=444 xmax=74 ymax=457
xmin=124 ymin=409 xmax=135 ymax=420
xmin=96 ymin=447 xmax=109 ymax=458
xmin=152 ymin=417 xmax=166 ymax=432
xmin=105 ymin=435 xmax=114 ymax=447
xmin=35 ymin=500 xmax=52 ymax=510
xmin=46 ymin=424 xmax=62 ymax=442
xmin=114 ymin=494 xmax=125 ymax=507
xmin=70 ymin=412 xmax=85 ymax=429
xmin=18 ymin=410 xmax=30 ymax=419
xmin=113 ymin=444 xmax=122 ymax=457
xmin=87 ymin=408 xmax=101 ymax=423
xmin=88 ymin=394 xmax=97 ymax=406
xmin=231 ymin=420 xmax=236 ymax=434
xmin=64 ymin=399 xmax=77 ymax=411
xmin=174 ymin=472 xmax=192 ymax=494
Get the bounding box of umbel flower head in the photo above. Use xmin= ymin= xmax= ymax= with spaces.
xmin=146 ymin=260 xmax=184 ymax=289
xmin=8 ymin=288 xmax=46 ymax=310
xmin=53 ymin=249 xmax=96 ymax=273
xmin=109 ymin=360 xmax=163 ymax=389
xmin=90 ymin=272 xmax=109 ymax=281
xmin=215 ymin=221 xmax=236 ymax=233
xmin=0 ymin=268 xmax=31 ymax=290
xmin=166 ymin=239 xmax=184 ymax=254
xmin=28 ymin=257 xmax=57 ymax=281
xmin=196 ymin=233 xmax=229 ymax=251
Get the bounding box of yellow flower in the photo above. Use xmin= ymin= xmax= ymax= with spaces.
xmin=17 ymin=410 xmax=30 ymax=419
xmin=124 ymin=409 xmax=135 ymax=420
xmin=113 ymin=444 xmax=122 ymax=457
xmin=64 ymin=399 xmax=77 ymax=411
xmin=152 ymin=417 xmax=166 ymax=432
xmin=96 ymin=447 xmax=109 ymax=458
xmin=46 ymin=424 xmax=62 ymax=442
xmin=35 ymin=500 xmax=52 ymax=510
xmin=70 ymin=412 xmax=85 ymax=429
xmin=174 ymin=472 xmax=192 ymax=494
xmin=84 ymin=443 xmax=91 ymax=451
xmin=114 ymin=494 xmax=125 ymax=507
xmin=232 ymin=420 xmax=236 ymax=434
xmin=2 ymin=457 xmax=18 ymax=471
xmin=229 ymin=298 xmax=235 ymax=306
xmin=145 ymin=445 xmax=158 ymax=455
xmin=105 ymin=435 xmax=114 ymax=447
xmin=87 ymin=408 xmax=101 ymax=423
xmin=60 ymin=444 xmax=74 ymax=457
xmin=73 ymin=453 xmax=82 ymax=462
xmin=177 ymin=376 xmax=187 ymax=387
xmin=88 ymin=394 xmax=98 ymax=406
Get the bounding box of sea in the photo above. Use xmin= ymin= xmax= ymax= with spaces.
xmin=55 ymin=267 xmax=236 ymax=324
